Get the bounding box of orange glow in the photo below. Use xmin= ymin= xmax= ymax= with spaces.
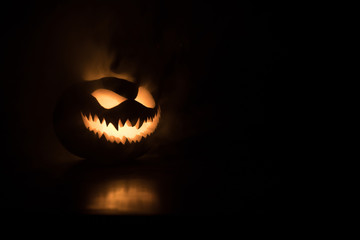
xmin=81 ymin=108 xmax=160 ymax=144
xmin=82 ymin=47 xmax=135 ymax=82
xmin=84 ymin=71 xmax=135 ymax=82
xmin=87 ymin=179 xmax=159 ymax=214
xmin=91 ymin=89 xmax=127 ymax=109
xmin=135 ymin=86 xmax=156 ymax=108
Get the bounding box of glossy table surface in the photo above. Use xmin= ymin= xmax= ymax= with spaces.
xmin=1 ymin=145 xmax=274 ymax=215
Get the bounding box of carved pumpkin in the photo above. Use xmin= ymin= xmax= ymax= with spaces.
xmin=54 ymin=77 xmax=160 ymax=160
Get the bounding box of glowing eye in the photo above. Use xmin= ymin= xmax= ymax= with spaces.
xmin=135 ymin=86 xmax=155 ymax=108
xmin=91 ymin=89 xmax=127 ymax=109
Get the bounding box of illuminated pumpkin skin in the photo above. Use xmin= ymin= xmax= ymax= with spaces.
xmin=53 ymin=77 xmax=160 ymax=160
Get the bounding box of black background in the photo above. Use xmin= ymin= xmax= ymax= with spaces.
xmin=0 ymin=0 xmax=289 ymax=216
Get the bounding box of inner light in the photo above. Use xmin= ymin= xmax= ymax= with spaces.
xmin=91 ymin=89 xmax=127 ymax=109
xmin=81 ymin=108 xmax=160 ymax=144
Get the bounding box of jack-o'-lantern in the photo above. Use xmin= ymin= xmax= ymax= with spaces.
xmin=54 ymin=77 xmax=160 ymax=160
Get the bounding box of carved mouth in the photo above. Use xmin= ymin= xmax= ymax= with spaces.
xmin=81 ymin=108 xmax=160 ymax=144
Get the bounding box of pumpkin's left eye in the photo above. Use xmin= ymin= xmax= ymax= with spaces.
xmin=91 ymin=89 xmax=127 ymax=109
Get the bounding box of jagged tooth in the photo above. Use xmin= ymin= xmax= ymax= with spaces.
xmin=118 ymin=119 xmax=124 ymax=128
xmin=102 ymin=118 xmax=107 ymax=127
xmin=134 ymin=135 xmax=142 ymax=143
xmin=135 ymin=118 xmax=140 ymax=129
xmin=108 ymin=122 xmax=117 ymax=134
xmin=103 ymin=132 xmax=110 ymax=141
xmin=83 ymin=115 xmax=88 ymax=127
xmin=97 ymin=130 xmax=103 ymax=138
xmin=121 ymin=136 xmax=126 ymax=144
xmin=115 ymin=137 xmax=121 ymax=144
xmin=129 ymin=118 xmax=136 ymax=127
xmin=125 ymin=119 xmax=132 ymax=127
xmin=87 ymin=113 xmax=91 ymax=122
xmin=139 ymin=119 xmax=144 ymax=129
xmin=113 ymin=121 xmax=118 ymax=131
xmin=94 ymin=114 xmax=99 ymax=124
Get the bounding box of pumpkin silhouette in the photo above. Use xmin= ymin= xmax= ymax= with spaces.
xmin=54 ymin=77 xmax=160 ymax=160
